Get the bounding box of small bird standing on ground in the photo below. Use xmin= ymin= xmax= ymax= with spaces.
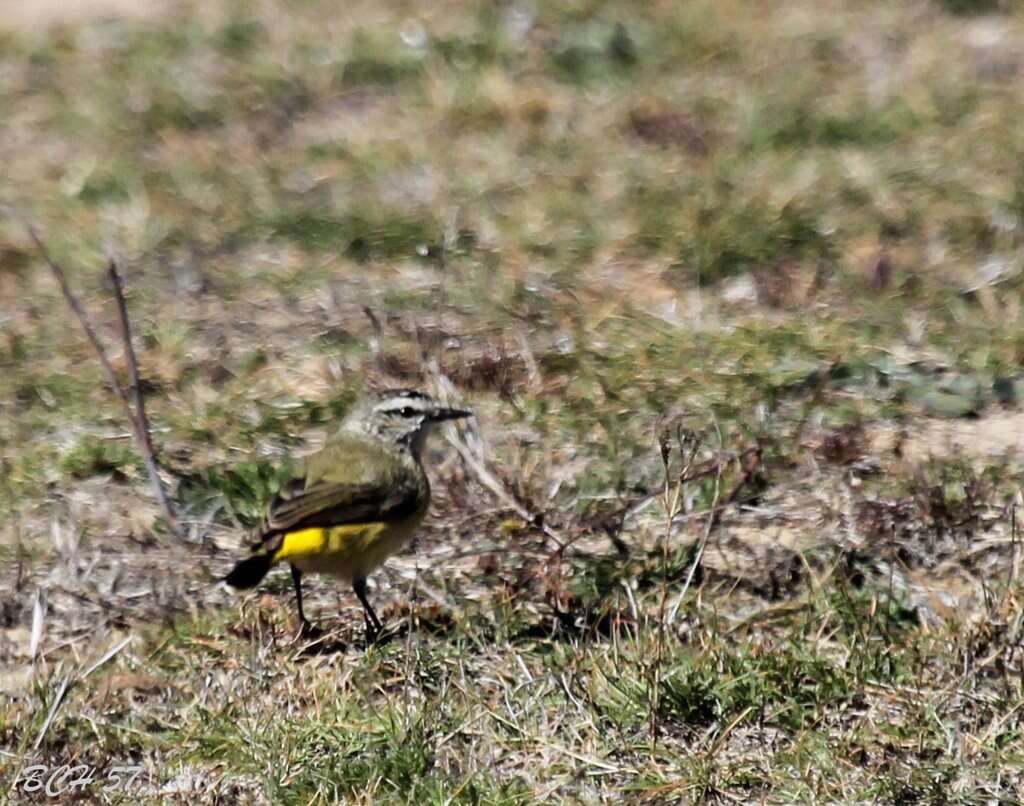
xmin=225 ymin=389 xmax=471 ymax=642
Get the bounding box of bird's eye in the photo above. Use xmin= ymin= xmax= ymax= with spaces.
xmin=398 ymin=407 xmax=416 ymax=417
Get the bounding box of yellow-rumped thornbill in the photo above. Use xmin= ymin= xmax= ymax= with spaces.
xmin=225 ymin=389 xmax=471 ymax=642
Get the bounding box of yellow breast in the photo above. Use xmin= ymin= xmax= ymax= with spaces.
xmin=272 ymin=509 xmax=427 ymax=582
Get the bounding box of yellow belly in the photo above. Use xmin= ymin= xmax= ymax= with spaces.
xmin=272 ymin=513 xmax=425 ymax=582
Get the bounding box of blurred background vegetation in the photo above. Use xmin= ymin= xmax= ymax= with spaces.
xmin=3 ymin=0 xmax=1024 ymax=802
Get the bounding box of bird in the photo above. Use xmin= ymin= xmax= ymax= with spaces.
xmin=224 ymin=388 xmax=471 ymax=642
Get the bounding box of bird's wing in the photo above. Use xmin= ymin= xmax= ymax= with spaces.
xmin=247 ymin=437 xmax=421 ymax=555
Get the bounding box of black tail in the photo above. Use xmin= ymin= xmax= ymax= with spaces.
xmin=224 ymin=553 xmax=274 ymax=589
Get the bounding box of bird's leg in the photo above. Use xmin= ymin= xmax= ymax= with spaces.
xmin=353 ymin=578 xmax=382 ymax=644
xmin=291 ymin=564 xmax=314 ymax=635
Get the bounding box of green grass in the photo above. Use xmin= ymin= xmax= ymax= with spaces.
xmin=3 ymin=0 xmax=1024 ymax=801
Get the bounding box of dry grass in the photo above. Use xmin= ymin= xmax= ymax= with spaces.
xmin=3 ymin=0 xmax=1024 ymax=802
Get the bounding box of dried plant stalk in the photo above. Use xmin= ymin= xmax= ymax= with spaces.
xmin=27 ymin=225 xmax=182 ymax=539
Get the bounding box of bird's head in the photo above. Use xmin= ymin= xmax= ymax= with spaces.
xmin=346 ymin=388 xmax=472 ymax=457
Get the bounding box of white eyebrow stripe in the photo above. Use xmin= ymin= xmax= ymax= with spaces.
xmin=373 ymin=397 xmax=433 ymax=414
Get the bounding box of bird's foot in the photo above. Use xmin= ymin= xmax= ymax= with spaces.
xmin=364 ymin=624 xmax=381 ymax=647
xmin=365 ymin=620 xmax=407 ymax=649
xmin=297 ymin=618 xmax=325 ymax=640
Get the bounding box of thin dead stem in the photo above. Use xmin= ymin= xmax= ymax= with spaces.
xmin=668 ymin=419 xmax=726 ymax=625
xmin=107 ymin=259 xmax=180 ymax=536
xmin=650 ymin=422 xmax=703 ymax=745
xmin=445 ymin=433 xmax=567 ymax=553
xmin=27 ymin=225 xmax=182 ymax=539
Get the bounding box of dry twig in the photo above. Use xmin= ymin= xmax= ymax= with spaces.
xmin=427 ymin=360 xmax=567 ymax=551
xmin=27 ymin=225 xmax=182 ymax=538
xmin=445 ymin=433 xmax=566 ymax=552
xmin=107 ymin=259 xmax=180 ymax=536
xmin=667 ymin=420 xmax=728 ymax=625
xmin=32 ymin=671 xmax=70 ymax=751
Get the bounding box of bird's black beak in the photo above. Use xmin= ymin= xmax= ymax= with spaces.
xmin=432 ymin=407 xmax=473 ymax=422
